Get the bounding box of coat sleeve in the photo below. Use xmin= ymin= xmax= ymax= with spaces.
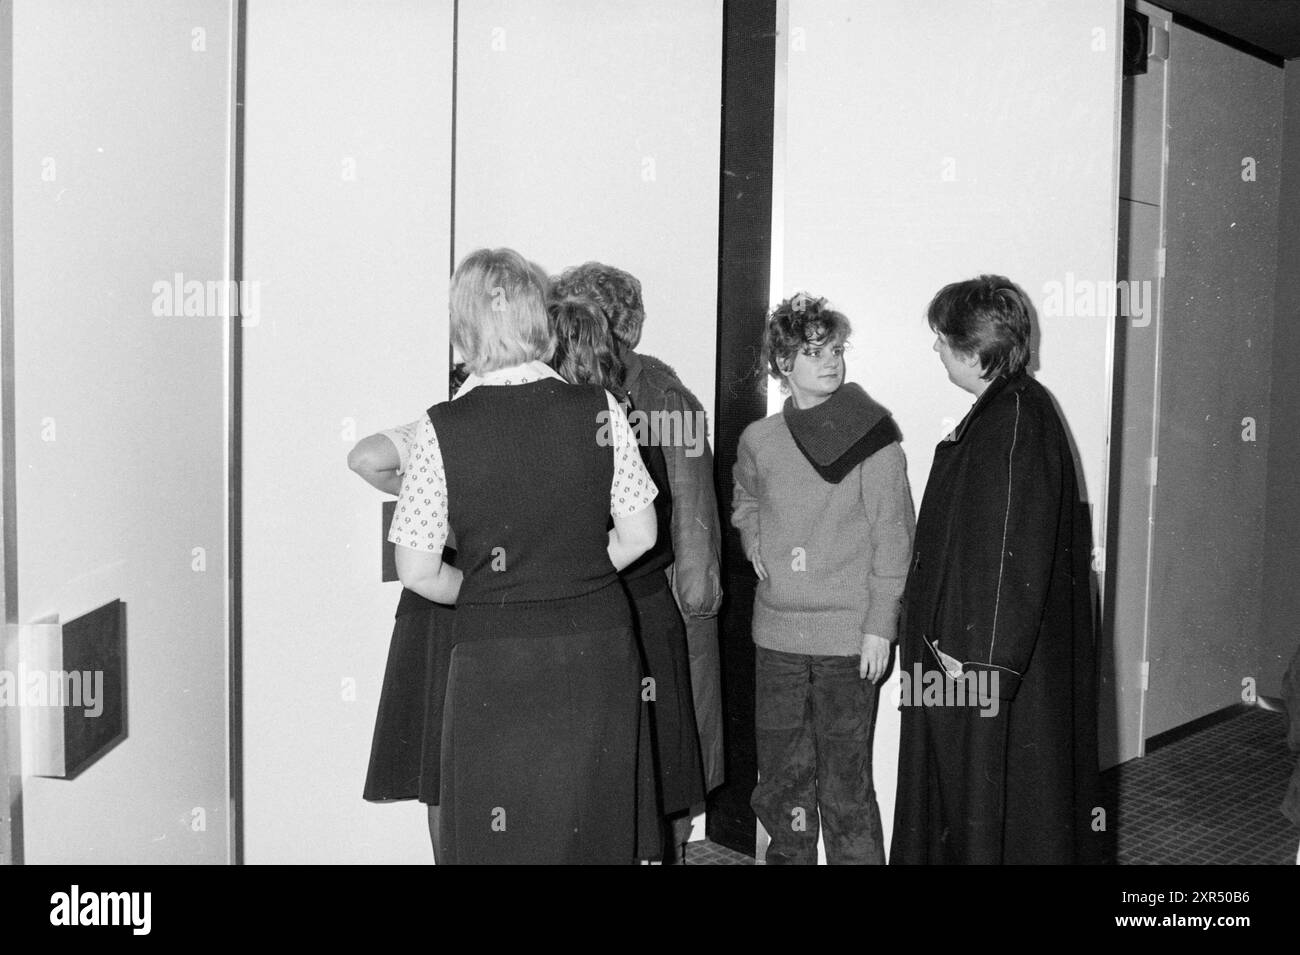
xmin=731 ymin=428 xmax=761 ymax=559
xmin=859 ymin=442 xmax=916 ymax=643
xmin=952 ymin=393 xmax=1066 ymax=700
xmin=659 ymin=386 xmax=723 ymax=617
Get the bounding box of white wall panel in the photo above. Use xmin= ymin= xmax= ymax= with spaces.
xmin=12 ymin=0 xmax=236 ymax=863
xmin=454 ymin=0 xmax=723 ymax=428
xmin=241 ymin=0 xmax=454 ymax=864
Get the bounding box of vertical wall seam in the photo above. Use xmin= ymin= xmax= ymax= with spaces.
xmin=227 ymin=0 xmax=247 ymax=866
xmin=447 ymin=0 xmax=459 ymax=389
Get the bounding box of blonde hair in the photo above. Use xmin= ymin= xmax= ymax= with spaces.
xmin=450 ymin=248 xmax=553 ymax=374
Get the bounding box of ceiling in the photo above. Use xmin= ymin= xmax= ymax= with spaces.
xmin=1153 ymin=0 xmax=1300 ymax=60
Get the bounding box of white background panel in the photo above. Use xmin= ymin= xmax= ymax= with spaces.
xmin=241 ymin=0 xmax=454 ymax=864
xmin=13 ymin=0 xmax=235 ymax=863
xmin=454 ymin=0 xmax=723 ymax=428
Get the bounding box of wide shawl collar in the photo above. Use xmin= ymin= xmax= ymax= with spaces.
xmin=782 ymin=382 xmax=901 ymax=484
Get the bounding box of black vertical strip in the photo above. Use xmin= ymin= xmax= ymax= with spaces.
xmin=448 ymin=0 xmax=458 ymax=379
xmin=229 ymin=0 xmax=247 ymax=867
xmin=449 ymin=0 xmax=458 ymax=277
xmin=707 ymin=0 xmax=776 ymax=856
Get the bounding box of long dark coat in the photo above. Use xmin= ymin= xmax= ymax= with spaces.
xmin=890 ymin=370 xmax=1100 ymax=865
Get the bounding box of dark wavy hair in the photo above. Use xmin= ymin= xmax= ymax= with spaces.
xmin=926 ymin=275 xmax=1032 ymax=379
xmin=551 ymin=262 xmax=645 ymax=350
xmin=548 ymin=296 xmax=626 ymax=396
xmin=761 ymin=292 xmax=852 ymax=381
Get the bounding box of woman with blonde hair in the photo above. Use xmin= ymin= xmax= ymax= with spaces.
xmin=387 ymin=248 xmax=658 ymax=864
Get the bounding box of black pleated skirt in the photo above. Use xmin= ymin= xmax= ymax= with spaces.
xmin=362 ymin=588 xmax=455 ymax=805
xmin=626 ymin=574 xmax=707 ymax=817
xmin=436 ymin=581 xmax=654 ymax=865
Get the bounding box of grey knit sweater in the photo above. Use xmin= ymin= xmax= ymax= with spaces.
xmin=732 ymin=412 xmax=916 ymax=656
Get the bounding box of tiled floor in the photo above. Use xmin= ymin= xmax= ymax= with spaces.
xmin=1100 ymin=707 xmax=1299 ymax=865
xmin=686 ymin=708 xmax=1300 ymax=865
xmin=684 ymin=838 xmax=754 ymax=865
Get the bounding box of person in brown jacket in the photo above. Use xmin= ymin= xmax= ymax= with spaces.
xmin=552 ymin=262 xmax=725 ymax=860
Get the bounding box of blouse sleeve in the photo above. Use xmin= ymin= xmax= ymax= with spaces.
xmin=606 ymin=389 xmax=658 ymax=518
xmin=379 ymin=419 xmax=423 ymax=475
xmin=387 ymin=416 xmax=450 ymax=553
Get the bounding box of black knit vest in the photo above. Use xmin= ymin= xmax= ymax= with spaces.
xmin=428 ymin=379 xmax=618 ymax=605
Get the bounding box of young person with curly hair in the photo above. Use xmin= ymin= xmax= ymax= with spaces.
xmin=732 ymin=293 xmax=915 ymax=865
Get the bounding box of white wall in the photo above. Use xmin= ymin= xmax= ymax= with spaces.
xmin=241 ymin=0 xmax=454 ymax=864
xmin=454 ymin=0 xmax=723 ymax=428
xmin=12 ymin=0 xmax=236 ymax=863
xmin=781 ymin=0 xmax=1122 ymax=853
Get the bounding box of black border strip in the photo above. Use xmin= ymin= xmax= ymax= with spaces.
xmin=1170 ymin=11 xmax=1284 ymax=69
xmin=229 ymin=0 xmax=247 ymax=867
xmin=447 ymin=0 xmax=458 ymax=381
xmin=707 ymin=0 xmax=777 ymax=856
xmin=449 ymin=0 xmax=458 ymax=281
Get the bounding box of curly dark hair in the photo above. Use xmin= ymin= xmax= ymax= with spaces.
xmin=761 ymin=292 xmax=852 ymax=381
xmin=550 ymin=262 xmax=645 ymax=349
xmin=548 ymin=296 xmax=626 ymax=397
xmin=926 ymin=274 xmax=1032 ymax=380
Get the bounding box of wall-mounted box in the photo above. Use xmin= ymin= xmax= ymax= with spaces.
xmin=9 ymin=599 xmax=128 ymax=779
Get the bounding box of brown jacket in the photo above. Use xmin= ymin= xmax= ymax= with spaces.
xmin=623 ymin=349 xmax=724 ymax=793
